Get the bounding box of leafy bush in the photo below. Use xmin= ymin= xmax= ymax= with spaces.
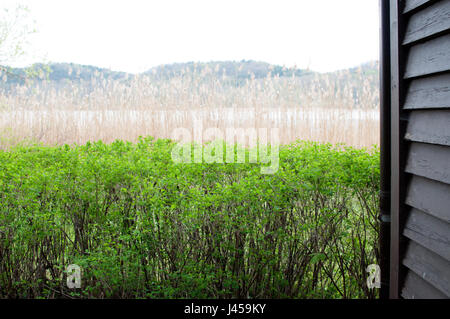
xmin=0 ymin=137 xmax=379 ymax=298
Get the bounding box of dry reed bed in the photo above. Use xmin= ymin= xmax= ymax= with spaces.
xmin=0 ymin=67 xmax=380 ymax=148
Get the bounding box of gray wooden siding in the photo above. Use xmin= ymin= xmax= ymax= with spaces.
xmin=403 ymin=0 xmax=450 ymax=44
xmin=403 ymin=73 xmax=450 ymax=109
xmin=398 ymin=0 xmax=450 ymax=299
xmin=403 ymin=0 xmax=438 ymax=14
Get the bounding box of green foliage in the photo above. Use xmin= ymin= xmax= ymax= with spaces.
xmin=0 ymin=138 xmax=380 ymax=298
xmin=0 ymin=4 xmax=36 ymax=65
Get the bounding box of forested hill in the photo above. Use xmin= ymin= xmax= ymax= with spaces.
xmin=0 ymin=63 xmax=128 ymax=84
xmin=144 ymin=60 xmax=313 ymax=80
xmin=1 ymin=60 xmax=379 ymax=86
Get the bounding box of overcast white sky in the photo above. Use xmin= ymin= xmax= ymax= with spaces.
xmin=3 ymin=0 xmax=380 ymax=74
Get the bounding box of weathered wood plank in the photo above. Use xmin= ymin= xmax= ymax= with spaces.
xmin=404 ymin=208 xmax=450 ymax=261
xmin=405 ymin=175 xmax=450 ymax=223
xmin=403 ymin=0 xmax=450 ymax=45
xmin=402 ymin=240 xmax=450 ymax=296
xmin=402 ymin=270 xmax=448 ymax=298
xmin=403 ymin=73 xmax=450 ymax=109
xmin=405 ymin=142 xmax=450 ymax=184
xmin=405 ymin=110 xmax=450 ymax=146
xmin=404 ymin=34 xmax=450 ymax=78
xmin=390 ymin=0 xmax=403 ymax=299
xmin=404 ymin=0 xmax=436 ymax=14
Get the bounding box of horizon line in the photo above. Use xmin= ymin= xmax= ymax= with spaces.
xmin=3 ymin=59 xmax=380 ymax=76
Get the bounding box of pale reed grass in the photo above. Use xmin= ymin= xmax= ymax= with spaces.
xmin=0 ymin=65 xmax=379 ymax=149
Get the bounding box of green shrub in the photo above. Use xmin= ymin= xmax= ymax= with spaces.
xmin=0 ymin=137 xmax=379 ymax=298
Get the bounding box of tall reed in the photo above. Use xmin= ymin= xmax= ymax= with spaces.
xmin=0 ymin=63 xmax=379 ymax=148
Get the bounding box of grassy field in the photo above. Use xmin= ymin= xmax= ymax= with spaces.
xmin=0 ymin=138 xmax=379 ymax=298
